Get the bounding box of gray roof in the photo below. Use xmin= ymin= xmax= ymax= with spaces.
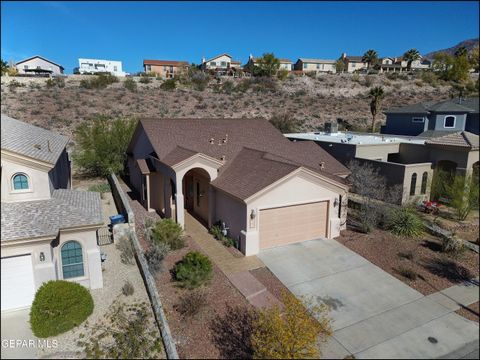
xmin=297 ymin=58 xmax=336 ymax=64
xmin=385 ymin=97 xmax=479 ymax=114
xmin=15 ymin=55 xmax=64 ymax=70
xmin=417 ymin=130 xmax=459 ymax=138
xmin=1 ymin=114 xmax=69 ymax=165
xmin=1 ymin=190 xmax=103 ymax=242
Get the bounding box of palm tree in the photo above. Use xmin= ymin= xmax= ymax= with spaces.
xmin=362 ymin=49 xmax=378 ymax=71
xmin=454 ymin=46 xmax=468 ymax=58
xmin=369 ymin=86 xmax=385 ymax=133
xmin=403 ymin=49 xmax=421 ymax=71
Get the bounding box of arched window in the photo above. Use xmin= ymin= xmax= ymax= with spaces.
xmin=12 ymin=173 xmax=29 ymax=190
xmin=61 ymin=241 xmax=84 ymax=279
xmin=410 ymin=173 xmax=417 ymax=196
xmin=421 ymin=172 xmax=428 ymax=195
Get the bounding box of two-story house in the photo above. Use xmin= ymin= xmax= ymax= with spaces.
xmin=379 ymin=56 xmax=431 ymax=73
xmin=1 ymin=115 xmax=104 ymax=312
xmin=143 ymin=59 xmax=189 ymax=78
xmin=15 ymin=55 xmax=64 ymax=76
xmin=245 ymin=55 xmax=293 ymax=72
xmin=339 ymin=53 xmax=368 ymax=73
xmin=200 ymin=53 xmax=242 ymax=76
xmin=78 ymin=58 xmax=126 ymax=76
xmin=294 ymin=58 xmax=336 ymax=74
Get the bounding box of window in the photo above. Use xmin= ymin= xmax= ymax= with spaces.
xmin=316 ymin=64 xmax=320 ymax=69
xmin=114 ymin=66 xmax=117 ymax=71
xmin=12 ymin=173 xmax=29 ymax=190
xmin=145 ymin=65 xmax=151 ymax=72
xmin=24 ymin=65 xmax=29 ymax=69
xmin=170 ymin=66 xmax=174 ymax=72
xmin=351 ymin=63 xmax=356 ymax=68
xmin=221 ymin=61 xmax=227 ymax=67
xmin=410 ymin=173 xmax=417 ymax=196
xmin=61 ymin=241 xmax=84 ymax=279
xmin=421 ymin=172 xmax=428 ymax=194
xmin=303 ymin=63 xmax=308 ymax=69
xmin=412 ymin=117 xmax=424 ymax=123
xmin=196 ymin=182 xmax=200 ymax=206
xmin=210 ymin=62 xmax=216 ymax=67
xmin=444 ymin=116 xmax=455 ymax=128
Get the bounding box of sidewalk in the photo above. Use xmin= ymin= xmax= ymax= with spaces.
xmin=427 ymin=277 xmax=479 ymax=311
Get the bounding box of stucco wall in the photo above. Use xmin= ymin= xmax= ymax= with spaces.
xmin=299 ymin=62 xmax=336 ymax=73
xmin=205 ymin=55 xmax=231 ymax=69
xmin=382 ymin=113 xmax=428 ymax=135
xmin=431 ymin=113 xmax=467 ymax=132
xmin=16 ymin=57 xmax=63 ymax=75
xmin=356 ymin=143 xmax=401 ymax=162
xmin=465 ymin=113 xmax=479 ymax=135
xmin=213 ymin=189 xmax=247 ymax=249
xmin=1 ymin=157 xmax=52 ymax=202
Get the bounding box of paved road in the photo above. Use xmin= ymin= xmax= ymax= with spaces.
xmin=259 ymin=238 xmax=479 ymax=359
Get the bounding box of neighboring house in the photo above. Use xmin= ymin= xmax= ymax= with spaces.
xmin=15 ymin=55 xmax=64 ymax=76
xmin=200 ymin=53 xmax=242 ymax=76
xmin=127 ymin=118 xmax=350 ymax=256
xmin=245 ymin=55 xmax=293 ymax=72
xmin=143 ymin=59 xmax=189 ymax=78
xmin=78 ymin=58 xmax=126 ymax=76
xmin=339 ymin=53 xmax=368 ymax=73
xmin=379 ymin=56 xmax=431 ymax=72
xmin=1 ymin=115 xmax=104 ymax=312
xmin=294 ymin=58 xmax=336 ymax=74
xmin=381 ymin=97 xmax=479 ymax=136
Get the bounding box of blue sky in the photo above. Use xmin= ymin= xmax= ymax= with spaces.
xmin=1 ymin=1 xmax=479 ymax=73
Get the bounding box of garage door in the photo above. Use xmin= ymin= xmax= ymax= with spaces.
xmin=259 ymin=201 xmax=328 ymax=250
xmin=1 ymin=255 xmax=36 ymax=311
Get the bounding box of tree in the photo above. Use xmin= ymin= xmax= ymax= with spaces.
xmin=433 ymin=52 xmax=469 ymax=82
xmin=252 ymin=291 xmax=332 ymax=359
xmin=368 ymin=86 xmax=384 ymax=133
xmin=469 ymin=46 xmax=479 ymax=72
xmin=454 ymin=46 xmax=468 ymax=58
xmin=269 ymin=112 xmax=305 ymax=133
xmin=1 ymin=59 xmax=8 ymax=75
xmin=433 ymin=52 xmax=454 ymax=76
xmin=403 ymin=48 xmax=421 ymax=71
xmin=335 ymin=59 xmax=345 ymax=73
xmin=73 ymin=115 xmax=137 ymax=177
xmin=362 ymin=49 xmax=378 ymax=71
xmin=445 ymin=173 xmax=479 ymax=221
xmin=257 ymin=53 xmax=280 ymax=77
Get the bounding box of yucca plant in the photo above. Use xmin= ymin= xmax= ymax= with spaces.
xmin=386 ymin=207 xmax=424 ymax=237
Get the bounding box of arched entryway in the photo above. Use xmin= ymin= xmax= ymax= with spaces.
xmin=182 ymin=168 xmax=211 ymax=225
xmin=431 ymin=160 xmax=457 ymax=200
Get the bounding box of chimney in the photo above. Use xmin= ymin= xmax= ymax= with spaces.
xmin=342 ymin=53 xmax=347 ymax=59
xmin=249 ymin=54 xmax=253 ymax=60
xmin=202 ymin=56 xmax=206 ymax=64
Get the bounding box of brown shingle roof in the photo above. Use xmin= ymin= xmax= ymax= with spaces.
xmin=144 ymin=59 xmax=189 ymax=66
xmin=426 ymin=131 xmax=479 ymax=150
xmin=133 ymin=118 xmax=349 ymax=198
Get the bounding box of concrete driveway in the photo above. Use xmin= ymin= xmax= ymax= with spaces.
xmin=1 ymin=309 xmax=37 ymax=359
xmin=259 ymin=238 xmax=479 ymax=359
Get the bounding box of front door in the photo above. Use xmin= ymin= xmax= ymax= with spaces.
xmin=185 ymin=175 xmax=194 ymax=211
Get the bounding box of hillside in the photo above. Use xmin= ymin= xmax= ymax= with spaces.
xmin=424 ymin=38 xmax=479 ymax=59
xmin=1 ymin=73 xmax=454 ymax=141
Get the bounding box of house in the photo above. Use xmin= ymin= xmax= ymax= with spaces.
xmin=340 ymin=53 xmax=368 ymax=73
xmin=15 ymin=55 xmax=64 ymax=76
xmin=143 ymin=59 xmax=189 ymax=78
xmin=294 ymin=58 xmax=336 ymax=74
xmin=1 ymin=115 xmax=104 ymax=312
xmin=379 ymin=56 xmax=431 ymax=72
xmin=245 ymin=55 xmax=293 ymax=72
xmin=381 ymin=97 xmax=479 ymax=136
xmin=200 ymin=53 xmax=242 ymax=76
xmin=126 ymin=118 xmax=350 ymax=256
xmin=78 ymin=58 xmax=126 ymax=76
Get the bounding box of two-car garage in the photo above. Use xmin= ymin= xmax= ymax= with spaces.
xmin=1 ymin=255 xmax=36 ymax=312
xmin=259 ymin=201 xmax=329 ymax=250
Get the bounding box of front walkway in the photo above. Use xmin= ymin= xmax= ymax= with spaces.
xmin=259 ymin=238 xmax=479 ymax=359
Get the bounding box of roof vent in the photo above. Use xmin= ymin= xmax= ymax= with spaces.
xmin=319 ymin=161 xmax=325 ymax=170
xmin=220 ymin=155 xmax=226 ymax=161
xmin=47 ymin=140 xmax=52 ymax=152
xmin=209 ymin=138 xmax=215 ymax=144
xmin=33 ymin=144 xmax=41 ymax=150
xmin=222 ymin=134 xmax=229 ymax=144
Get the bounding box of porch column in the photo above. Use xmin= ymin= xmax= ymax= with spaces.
xmin=175 ymin=177 xmax=185 ymax=228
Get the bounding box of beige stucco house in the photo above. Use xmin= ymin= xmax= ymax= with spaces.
xmin=1 ymin=115 xmax=104 ymax=312
xmin=127 ymin=118 xmax=350 ymax=256
xmin=246 ymin=55 xmax=293 ymax=72
xmin=15 ymin=55 xmax=64 ymax=76
xmin=339 ymin=53 xmax=368 ymax=73
xmin=294 ymin=58 xmax=336 ymax=74
xmin=143 ymin=59 xmax=189 ymax=78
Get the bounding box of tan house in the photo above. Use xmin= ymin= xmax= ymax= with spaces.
xmin=1 ymin=115 xmax=104 ymax=312
xmin=200 ymin=53 xmax=242 ymax=76
xmin=340 ymin=53 xmax=368 ymax=73
xmin=294 ymin=58 xmax=336 ymax=74
xmin=246 ymin=55 xmax=293 ymax=72
xmin=143 ymin=59 xmax=189 ymax=78
xmin=127 ymin=118 xmax=350 ymax=256
xmin=379 ymin=56 xmax=431 ymax=73
xmin=15 ymin=55 xmax=64 ymax=76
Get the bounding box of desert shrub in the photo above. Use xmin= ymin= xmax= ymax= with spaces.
xmin=122 ymin=281 xmax=135 ymax=296
xmin=420 ymin=71 xmax=438 ymax=86
xmin=174 ymin=289 xmax=207 ymax=318
xmin=46 ymin=77 xmax=65 ymax=88
xmin=252 ymin=77 xmax=277 ymax=92
xmin=269 ymin=112 xmax=305 ymax=133
xmin=235 ymin=78 xmax=253 ymax=92
xmin=352 ymin=73 xmax=360 ymax=82
xmin=441 ymin=235 xmax=465 ymax=257
xmin=88 ymin=183 xmax=111 ymax=193
xmin=446 ymin=174 xmax=479 ymax=221
xmin=398 ymin=250 xmax=416 ymax=261
xmin=172 ymin=251 xmax=213 ymax=289
xmin=150 ymin=219 xmax=184 ymax=249
xmin=116 ymin=235 xmax=135 ymax=265
xmin=364 ymin=75 xmax=374 ymax=87
xmin=397 ymin=267 xmax=417 ymax=280
xmin=123 ymin=78 xmax=137 ymax=92
xmin=386 ymin=207 xmax=423 ymax=237
xmin=77 ymin=300 xmax=163 ymax=359
xmin=139 ymin=76 xmax=152 ymax=84
xmin=73 ymin=115 xmax=137 ymax=176
xmin=191 ymin=71 xmax=210 ymax=91
xmin=145 ymin=242 xmax=170 ymax=273
xmin=160 ymin=78 xmax=176 ymax=91
xmin=30 ymin=280 xmax=94 ymax=338
xmin=8 ymin=79 xmax=24 ymax=89
xmin=80 ymin=73 xmax=118 ymax=89
xmin=252 ymin=291 xmax=332 ymax=359
xmin=385 ymin=72 xmax=399 ymax=80
xmin=277 ymin=69 xmax=289 ymax=81
xmin=222 ymin=80 xmax=235 ymax=94
xmin=414 ymin=79 xmax=424 ymax=87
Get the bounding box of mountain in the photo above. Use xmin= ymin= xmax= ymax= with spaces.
xmin=424 ymin=38 xmax=479 ymax=59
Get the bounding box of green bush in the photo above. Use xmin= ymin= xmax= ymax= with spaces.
xmin=441 ymin=235 xmax=465 ymax=257
xmin=172 ymin=251 xmax=213 ymax=289
xmin=150 ymin=219 xmax=184 ymax=250
xmin=46 ymin=77 xmax=65 ymax=88
xmin=145 ymin=242 xmax=170 ymax=273
xmin=386 ymin=207 xmax=423 ymax=237
xmin=160 ymin=78 xmax=176 ymax=91
xmin=88 ymin=183 xmax=111 ymax=193
xmin=80 ymin=73 xmax=118 ymax=89
xmin=139 ymin=76 xmax=152 ymax=84
xmin=30 ymin=280 xmax=93 ymax=338
xmin=124 ymin=78 xmax=137 ymax=92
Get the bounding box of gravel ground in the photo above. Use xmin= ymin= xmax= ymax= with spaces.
xmin=337 ymin=228 xmax=480 ymax=295
xmin=250 ymin=267 xmax=293 ymax=302
xmin=455 ymin=302 xmax=480 ymax=323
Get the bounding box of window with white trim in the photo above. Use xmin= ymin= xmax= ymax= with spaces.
xmin=61 ymin=241 xmax=84 ymax=279
xmin=444 ymin=116 xmax=455 ymax=128
xmin=412 ymin=117 xmax=424 ymax=123
xmin=12 ymin=173 xmax=29 ymax=190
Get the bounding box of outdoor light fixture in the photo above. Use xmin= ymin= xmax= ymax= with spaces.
xmin=39 ymin=252 xmax=45 ymax=262
xmin=250 ymin=209 xmax=256 ymax=220
xmin=334 ymin=198 xmax=339 ymax=208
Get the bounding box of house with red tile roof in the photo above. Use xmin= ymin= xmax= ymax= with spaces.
xmin=126 ymin=118 xmax=349 ymax=256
